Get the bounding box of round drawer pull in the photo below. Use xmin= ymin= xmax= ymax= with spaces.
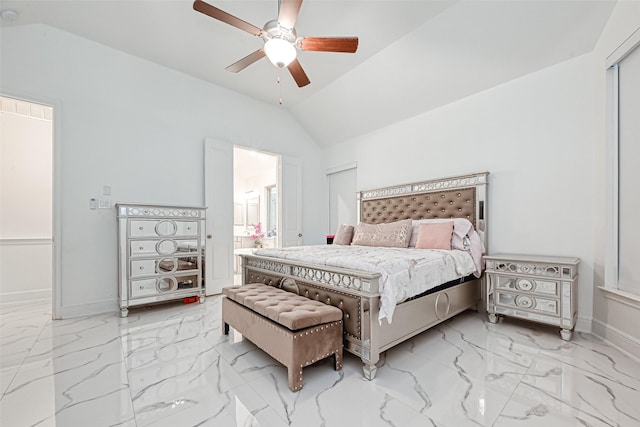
xmin=517 ymin=279 xmax=534 ymax=292
xmin=139 ymin=266 xmax=144 ymax=270
xmin=515 ymin=295 xmax=534 ymax=309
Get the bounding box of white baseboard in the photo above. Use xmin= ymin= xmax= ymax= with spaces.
xmin=56 ymin=299 xmax=118 ymax=319
xmin=0 ymin=288 xmax=52 ymax=304
xmin=575 ymin=315 xmax=592 ymax=333
xmin=592 ymin=318 xmax=640 ymax=362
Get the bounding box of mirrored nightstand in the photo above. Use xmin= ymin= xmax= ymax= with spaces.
xmin=485 ymin=253 xmax=580 ymax=340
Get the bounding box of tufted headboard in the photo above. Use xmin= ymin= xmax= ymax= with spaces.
xmin=357 ymin=172 xmax=489 ymax=245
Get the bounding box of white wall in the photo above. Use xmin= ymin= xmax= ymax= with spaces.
xmin=0 ymin=97 xmax=53 ymax=302
xmin=0 ymin=24 xmax=326 ymax=317
xmin=325 ymin=53 xmax=598 ymax=331
xmin=591 ymin=2 xmax=640 ymax=357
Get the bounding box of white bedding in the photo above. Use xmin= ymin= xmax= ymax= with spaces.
xmin=253 ymin=245 xmax=477 ymax=323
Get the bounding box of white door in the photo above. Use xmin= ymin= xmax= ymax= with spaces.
xmin=204 ymin=138 xmax=234 ymax=295
xmin=278 ymin=156 xmax=303 ymax=247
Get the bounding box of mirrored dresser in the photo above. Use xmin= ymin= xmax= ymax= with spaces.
xmin=485 ymin=253 xmax=580 ymax=340
xmin=117 ymin=203 xmax=206 ymax=317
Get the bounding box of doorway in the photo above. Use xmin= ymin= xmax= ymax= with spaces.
xmin=0 ymin=96 xmax=55 ymax=310
xmin=204 ymin=138 xmax=302 ymax=295
xmin=233 ymin=147 xmax=279 ymax=283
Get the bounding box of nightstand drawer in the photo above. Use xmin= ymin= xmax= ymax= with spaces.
xmin=495 ymin=291 xmax=559 ymax=316
xmin=494 ymin=275 xmax=559 ymax=297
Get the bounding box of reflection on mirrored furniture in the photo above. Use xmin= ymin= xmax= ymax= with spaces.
xmin=485 ymin=253 xmax=580 ymax=340
xmin=116 ymin=203 xmax=206 ymax=317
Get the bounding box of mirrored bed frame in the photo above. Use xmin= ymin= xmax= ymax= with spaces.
xmin=240 ymin=171 xmax=489 ymax=379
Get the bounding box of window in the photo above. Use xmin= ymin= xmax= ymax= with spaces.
xmin=605 ymin=27 xmax=640 ymax=301
xmin=266 ymin=185 xmax=277 ymax=236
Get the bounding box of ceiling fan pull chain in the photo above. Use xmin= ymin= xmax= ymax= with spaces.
xmin=277 ymin=75 xmax=283 ymax=105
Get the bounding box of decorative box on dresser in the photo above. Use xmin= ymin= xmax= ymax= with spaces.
xmin=117 ymin=204 xmax=206 ymax=318
xmin=485 ymin=254 xmax=580 ymax=340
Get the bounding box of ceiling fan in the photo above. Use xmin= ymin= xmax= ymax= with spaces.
xmin=193 ymin=0 xmax=359 ymax=88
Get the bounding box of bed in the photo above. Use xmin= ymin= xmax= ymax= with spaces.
xmin=240 ymin=171 xmax=489 ymax=379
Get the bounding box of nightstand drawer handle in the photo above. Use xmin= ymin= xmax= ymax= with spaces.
xmin=517 ymin=279 xmax=533 ymax=292
xmin=515 ymin=295 xmax=534 ymax=309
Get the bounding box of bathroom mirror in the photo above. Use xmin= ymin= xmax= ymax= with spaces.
xmin=246 ymin=197 xmax=260 ymax=226
xmin=234 ymin=202 xmax=244 ymax=226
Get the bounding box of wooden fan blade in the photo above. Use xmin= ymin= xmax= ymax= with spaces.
xmin=278 ymin=0 xmax=303 ymax=29
xmin=287 ymin=58 xmax=310 ymax=87
xmin=299 ymin=37 xmax=358 ymax=53
xmin=193 ymin=0 xmax=262 ymax=36
xmin=226 ymin=50 xmax=266 ymax=73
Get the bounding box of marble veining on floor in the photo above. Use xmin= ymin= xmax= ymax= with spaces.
xmin=1 ymin=297 xmax=639 ymax=426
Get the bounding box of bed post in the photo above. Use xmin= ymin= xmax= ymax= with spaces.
xmin=361 ymin=288 xmax=380 ymax=380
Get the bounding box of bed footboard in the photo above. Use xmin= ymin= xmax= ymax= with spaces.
xmin=241 ymin=255 xmax=481 ymax=379
xmin=242 ymin=255 xmax=383 ymax=373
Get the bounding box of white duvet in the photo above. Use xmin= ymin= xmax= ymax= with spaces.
xmin=253 ymin=245 xmax=477 ymax=323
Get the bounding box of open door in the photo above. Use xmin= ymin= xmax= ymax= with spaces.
xmin=278 ymin=156 xmax=303 ymax=247
xmin=204 ymin=138 xmax=234 ymax=295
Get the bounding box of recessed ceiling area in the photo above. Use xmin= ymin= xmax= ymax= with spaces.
xmin=0 ymin=0 xmax=616 ymax=146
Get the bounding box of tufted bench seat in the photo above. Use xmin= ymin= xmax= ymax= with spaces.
xmin=222 ymin=283 xmax=343 ymax=391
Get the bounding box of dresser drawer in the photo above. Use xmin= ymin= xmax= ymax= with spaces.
xmin=175 ymin=221 xmax=199 ymax=236
xmin=130 ymin=239 xmax=199 ymax=257
xmin=130 ymin=279 xmax=158 ymax=298
xmin=130 ymin=220 xmax=199 ymax=238
xmin=495 ymin=291 xmax=559 ymax=317
xmin=130 ymin=240 xmax=158 ymax=255
xmin=130 ymin=277 xmax=178 ymax=298
xmin=130 ymin=259 xmax=157 ymax=277
xmin=493 ymin=274 xmax=559 ymax=297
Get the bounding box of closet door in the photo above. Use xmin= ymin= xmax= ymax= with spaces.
xmin=204 ymin=138 xmax=234 ymax=295
xmin=327 ymin=165 xmax=357 ymax=233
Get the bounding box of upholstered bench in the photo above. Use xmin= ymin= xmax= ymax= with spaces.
xmin=222 ymin=283 xmax=343 ymax=391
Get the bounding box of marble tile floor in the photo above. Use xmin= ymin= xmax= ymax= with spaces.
xmin=1 ymin=297 xmax=639 ymax=427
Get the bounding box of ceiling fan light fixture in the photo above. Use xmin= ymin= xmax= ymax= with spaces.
xmin=264 ymin=38 xmax=296 ymax=68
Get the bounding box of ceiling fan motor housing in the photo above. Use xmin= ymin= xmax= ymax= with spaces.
xmin=262 ymin=20 xmax=297 ymax=44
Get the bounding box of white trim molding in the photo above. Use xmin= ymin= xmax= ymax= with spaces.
xmin=0 ymin=288 xmax=52 ymax=304
xmin=598 ymin=286 xmax=640 ymax=310
xmin=57 ymin=300 xmax=118 ymax=319
xmin=0 ymin=238 xmax=53 ymax=245
xmin=326 ymin=161 xmax=357 ymax=176
xmin=592 ymin=316 xmax=640 ymax=362
xmin=575 ymin=316 xmax=593 ymax=334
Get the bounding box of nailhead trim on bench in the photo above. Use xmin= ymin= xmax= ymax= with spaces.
xmin=222 ymin=284 xmax=343 ymax=392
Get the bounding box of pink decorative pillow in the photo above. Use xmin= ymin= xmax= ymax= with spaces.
xmin=351 ymin=219 xmax=412 ymax=248
xmin=415 ymin=221 xmax=454 ymax=250
xmin=333 ymin=224 xmax=355 ymax=245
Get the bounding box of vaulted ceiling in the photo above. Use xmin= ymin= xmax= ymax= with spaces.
xmin=0 ymin=0 xmax=616 ymax=146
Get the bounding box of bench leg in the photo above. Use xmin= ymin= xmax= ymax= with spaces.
xmin=288 ymin=367 xmax=303 ymax=392
xmin=333 ymin=351 xmax=343 ymax=371
xmin=223 ymin=322 xmax=229 ymax=335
